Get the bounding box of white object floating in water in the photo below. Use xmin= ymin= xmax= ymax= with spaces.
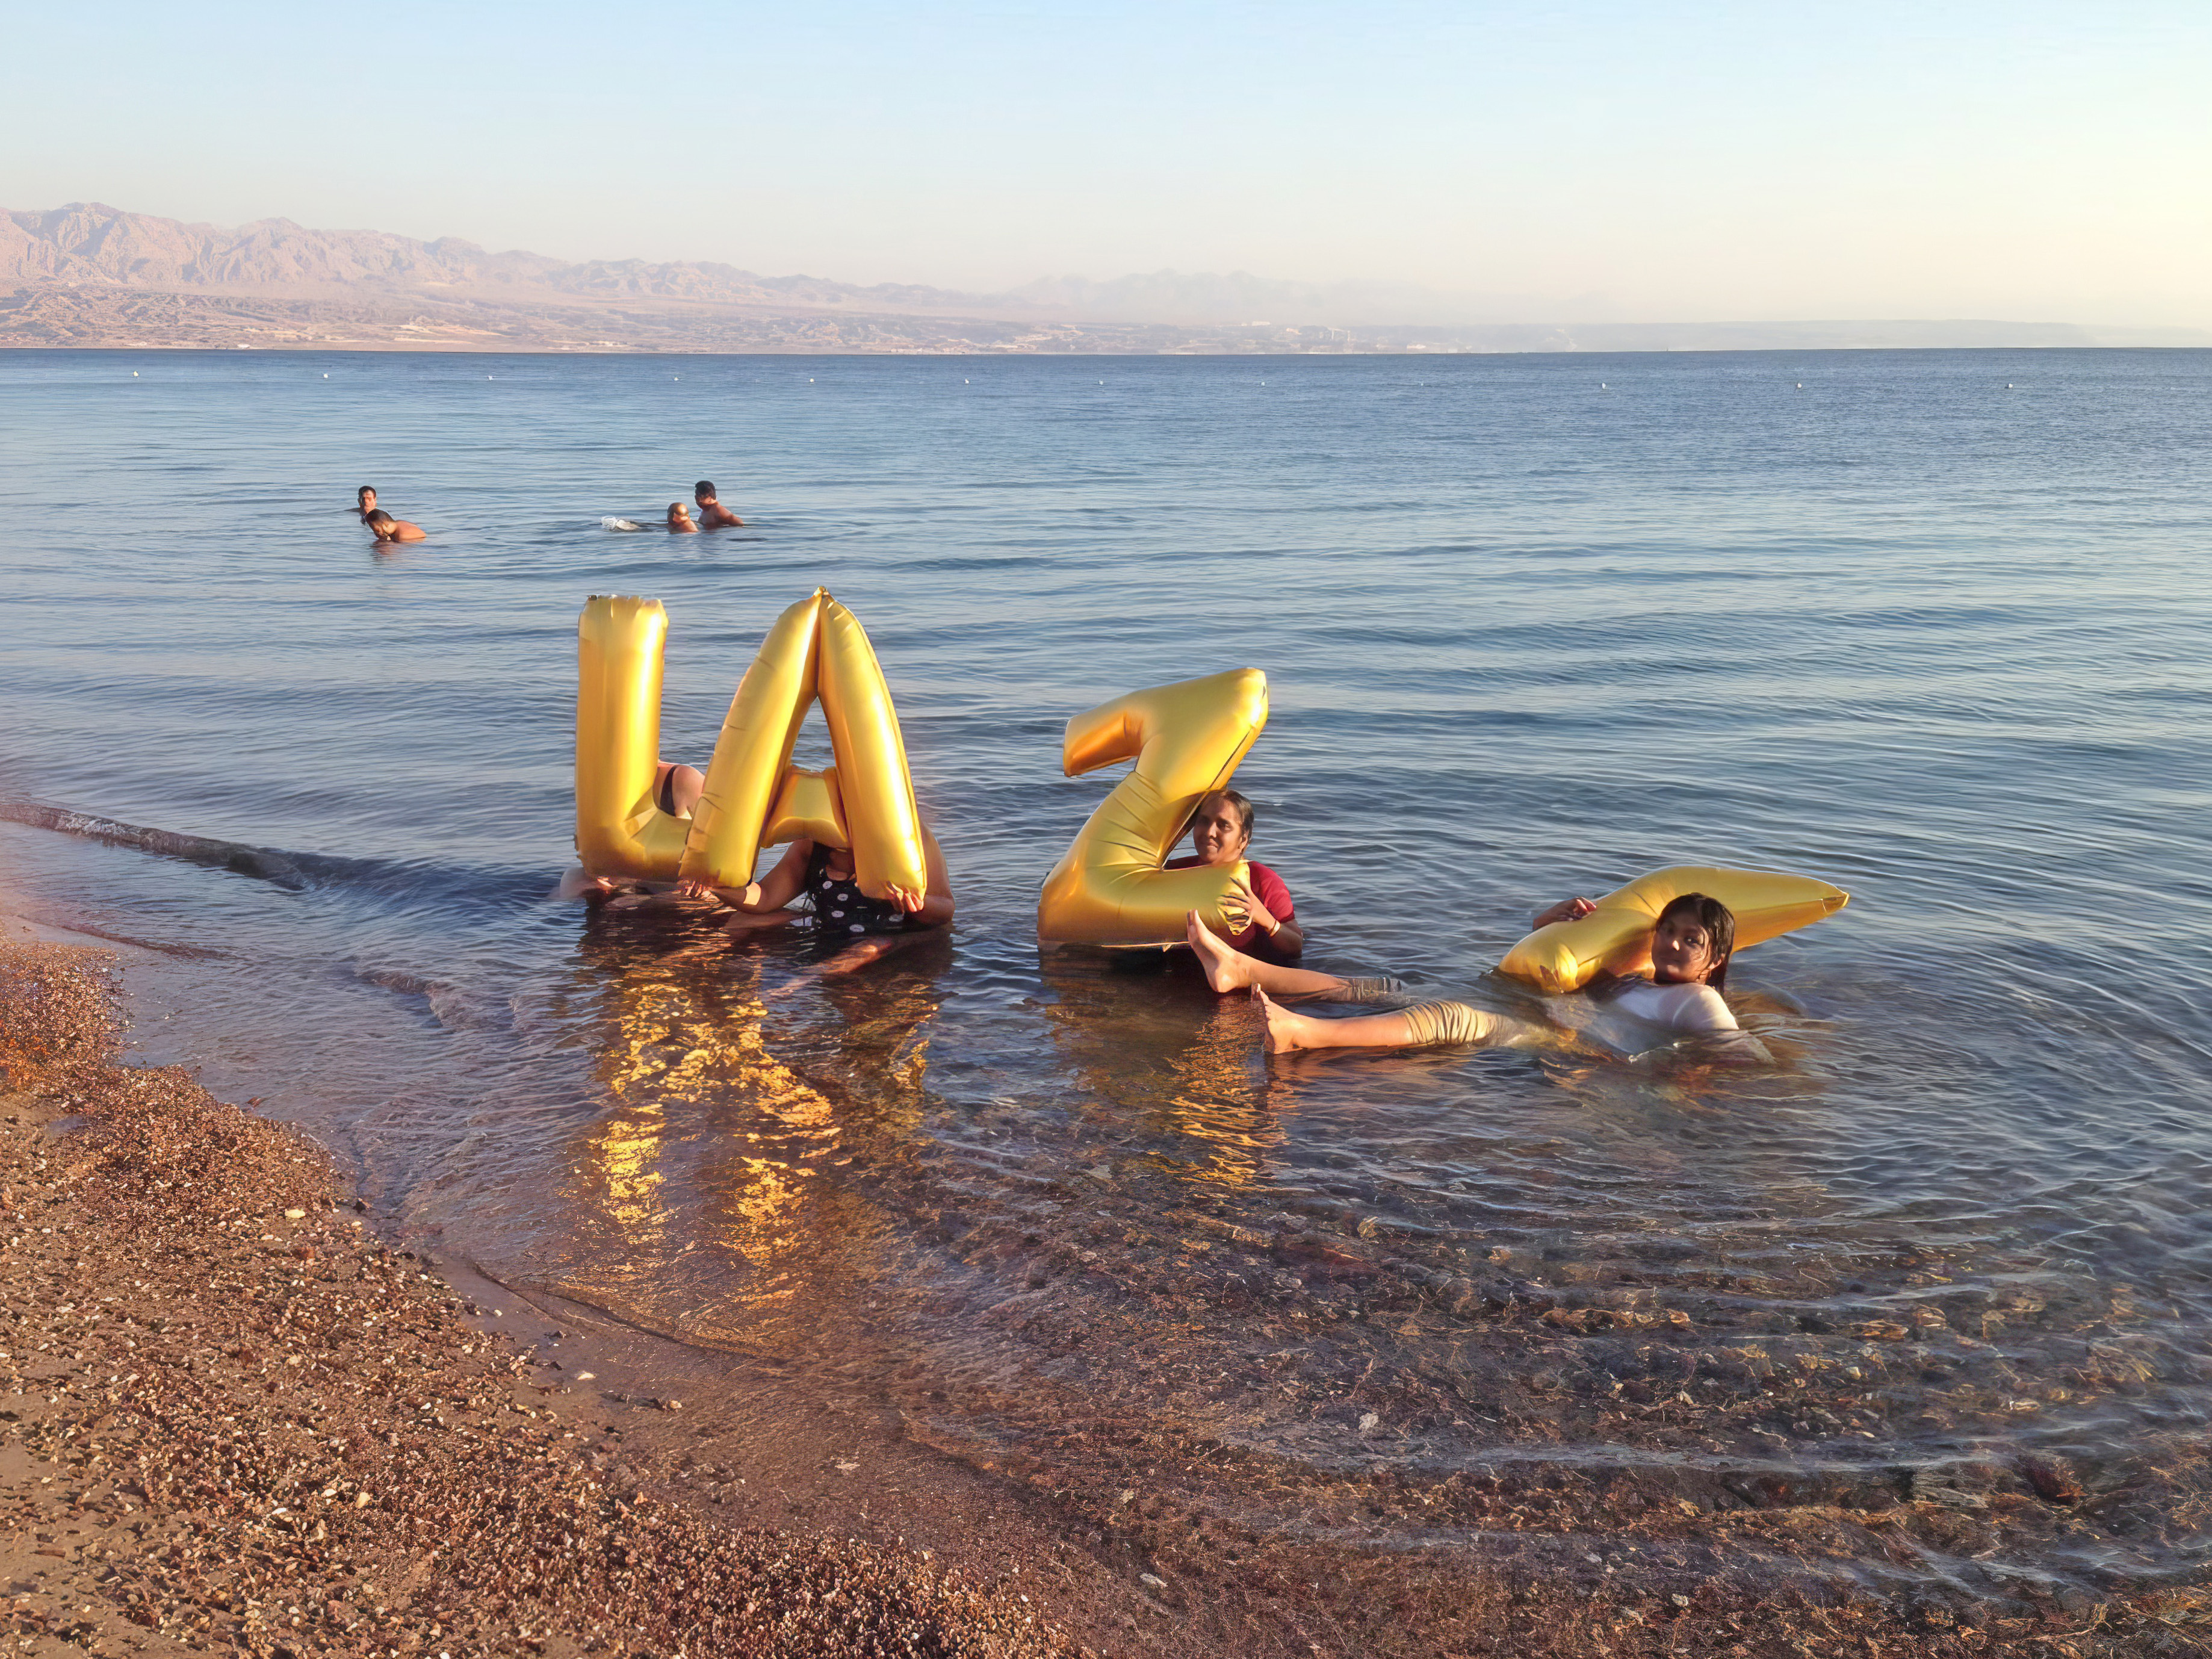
xmin=601 ymin=517 xmax=646 ymax=532
xmin=1600 ymin=382 xmax=1606 ymax=389
xmin=322 ymin=373 xmax=329 ymax=379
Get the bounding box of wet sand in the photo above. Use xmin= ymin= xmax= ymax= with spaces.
xmin=4 ymin=922 xmax=2209 ymax=1657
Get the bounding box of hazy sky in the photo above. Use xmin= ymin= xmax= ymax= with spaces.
xmin=7 ymin=1 xmax=2207 ymax=323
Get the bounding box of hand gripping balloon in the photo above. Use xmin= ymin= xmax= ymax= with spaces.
xmin=1036 ymin=669 xmax=1270 ymax=946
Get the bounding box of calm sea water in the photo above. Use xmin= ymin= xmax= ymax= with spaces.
xmin=4 ymin=347 xmax=2210 ymax=1605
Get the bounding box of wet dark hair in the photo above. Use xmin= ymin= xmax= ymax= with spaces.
xmin=1196 ymin=788 xmax=1256 ymax=839
xmin=356 ymin=485 xmax=375 ymax=502
xmin=365 ymin=509 xmax=395 ymax=529
xmin=695 ymin=480 xmax=716 ymax=497
xmin=1656 ymin=892 xmax=1735 ymax=991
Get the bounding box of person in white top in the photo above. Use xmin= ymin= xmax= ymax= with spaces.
xmin=1182 ymin=892 xmax=1754 ymax=1056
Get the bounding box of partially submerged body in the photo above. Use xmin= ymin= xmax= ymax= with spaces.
xmin=1185 ymin=892 xmax=1766 ymax=1061
xmin=365 ymin=509 xmax=426 ymax=543
xmin=707 ymin=824 xmax=955 ymax=972
xmin=563 ymin=796 xmax=955 ymax=975
xmin=1173 ymin=789 xmax=1303 ymax=960
xmin=693 ymin=481 xmax=743 ymax=528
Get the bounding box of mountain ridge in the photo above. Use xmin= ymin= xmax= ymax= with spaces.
xmin=5 ymin=202 xmax=2204 ymax=353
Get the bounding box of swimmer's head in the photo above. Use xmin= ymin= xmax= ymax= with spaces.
xmin=694 ymin=480 xmax=717 ymax=504
xmin=667 ymin=503 xmax=694 ymax=524
xmin=364 ymin=509 xmax=396 ymax=532
xmin=1652 ymin=893 xmax=1735 ymax=990
xmin=357 ymin=485 xmax=377 ymax=511
xmin=1187 ymin=788 xmax=1256 ymax=865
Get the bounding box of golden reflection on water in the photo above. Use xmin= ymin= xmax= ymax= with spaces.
xmin=1036 ymin=947 xmax=1286 ymax=1188
xmin=559 ymin=921 xmax=943 ymax=1350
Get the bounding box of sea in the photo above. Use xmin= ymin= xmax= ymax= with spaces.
xmin=3 ymin=346 xmax=2210 ymax=1610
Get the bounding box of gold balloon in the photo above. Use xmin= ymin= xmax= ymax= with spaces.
xmin=575 ymin=590 xmax=928 ymax=899
xmin=810 ymin=596 xmax=928 ymax=902
xmin=680 ymin=589 xmax=825 ymax=885
xmin=1498 ymin=864 xmax=1850 ymax=993
xmin=1037 ymin=668 xmax=1270 ymax=946
xmin=575 ymin=595 xmax=690 ymax=881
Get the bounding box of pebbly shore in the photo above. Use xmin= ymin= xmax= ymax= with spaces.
xmin=0 ymin=936 xmax=1079 ymax=1658
xmin=5 ymin=929 xmax=2209 ymax=1658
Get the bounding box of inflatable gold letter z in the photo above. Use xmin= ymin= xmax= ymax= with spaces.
xmin=575 ymin=590 xmax=928 ymax=899
xmin=1036 ymin=669 xmax=1270 ymax=946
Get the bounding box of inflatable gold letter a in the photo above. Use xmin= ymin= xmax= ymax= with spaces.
xmin=1036 ymin=669 xmax=1269 ymax=946
xmin=575 ymin=590 xmax=928 ymax=900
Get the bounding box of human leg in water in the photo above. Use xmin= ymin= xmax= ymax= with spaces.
xmin=1255 ymin=988 xmax=1556 ymax=1055
xmin=1185 ymin=912 xmax=1396 ymax=998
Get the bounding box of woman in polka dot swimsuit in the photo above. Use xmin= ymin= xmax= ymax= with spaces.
xmin=710 ymin=821 xmax=955 ymax=972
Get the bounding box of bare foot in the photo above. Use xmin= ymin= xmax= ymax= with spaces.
xmin=1186 ymin=910 xmax=1249 ymax=993
xmin=1256 ymin=987 xmax=1315 ymax=1053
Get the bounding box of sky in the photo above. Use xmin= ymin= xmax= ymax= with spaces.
xmin=6 ymin=0 xmax=2208 ymax=324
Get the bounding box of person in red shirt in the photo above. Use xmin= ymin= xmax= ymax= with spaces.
xmin=1166 ymin=788 xmax=1303 ymax=960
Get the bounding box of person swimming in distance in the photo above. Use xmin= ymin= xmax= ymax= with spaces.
xmin=364 ymin=509 xmax=426 ymax=543
xmin=356 ymin=485 xmax=377 ymax=521
xmin=1170 ymin=788 xmax=1301 ymax=960
xmin=693 ymin=480 xmax=743 ymax=529
xmin=1186 ymin=891 xmax=1760 ymax=1058
xmin=666 ymin=503 xmax=699 ymax=533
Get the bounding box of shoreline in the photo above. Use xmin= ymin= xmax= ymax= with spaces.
xmin=0 ymin=922 xmax=1087 ymax=1658
xmin=4 ymin=902 xmax=2208 ymax=1657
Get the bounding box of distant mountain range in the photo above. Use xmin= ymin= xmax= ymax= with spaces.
xmin=4 ymin=202 xmax=2203 ymax=355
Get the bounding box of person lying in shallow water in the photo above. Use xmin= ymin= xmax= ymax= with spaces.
xmin=1183 ymin=891 xmax=1758 ymax=1056
xmin=701 ymin=821 xmax=956 ymax=973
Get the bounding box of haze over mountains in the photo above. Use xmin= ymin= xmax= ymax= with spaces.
xmin=4 ymin=203 xmax=2200 ymax=355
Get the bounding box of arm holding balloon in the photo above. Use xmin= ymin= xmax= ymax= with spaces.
xmin=1221 ymin=869 xmax=1303 ymax=958
xmin=887 ymin=824 xmax=956 ymax=926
